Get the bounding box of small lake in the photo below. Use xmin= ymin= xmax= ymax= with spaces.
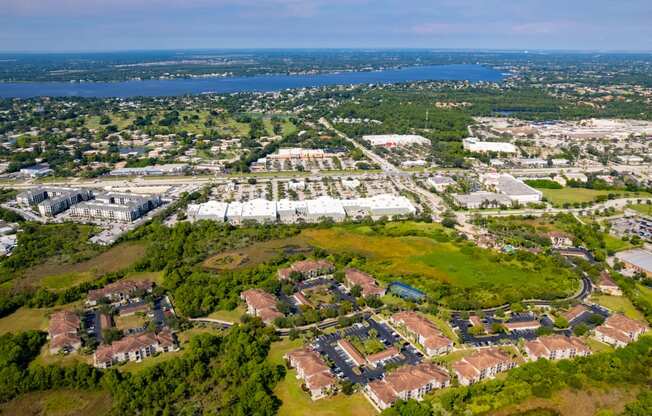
xmin=0 ymin=64 xmax=503 ymax=98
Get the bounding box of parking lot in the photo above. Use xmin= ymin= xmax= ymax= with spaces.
xmin=313 ymin=317 xmax=422 ymax=385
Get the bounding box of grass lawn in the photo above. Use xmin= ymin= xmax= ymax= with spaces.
xmin=0 ymin=389 xmax=112 ymax=416
xmin=122 ymin=271 xmax=165 ymax=285
xmin=583 ymin=337 xmax=614 ymax=354
xmin=207 ymin=306 xmax=247 ymax=323
xmin=25 ymin=241 xmax=148 ymax=289
xmin=627 ymin=203 xmax=652 ymax=216
xmin=114 ymin=313 xmax=148 ymax=331
xmin=301 ymin=223 xmax=578 ymax=308
xmin=487 ymin=385 xmax=641 ymax=416
xmin=603 ymin=234 xmax=635 ymax=253
xmin=590 ymin=294 xmax=646 ymax=321
xmin=538 ymin=188 xmax=652 ymax=206
xmin=0 ymin=307 xmax=51 ymax=334
xmin=30 ymin=344 xmax=92 ymax=368
xmin=41 ymin=271 xmax=95 ymax=291
xmin=268 ymin=338 xmax=375 ymax=416
xmin=118 ymin=350 xmax=183 ymax=373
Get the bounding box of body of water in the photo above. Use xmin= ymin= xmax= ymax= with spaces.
xmin=0 ymin=64 xmax=503 ymax=98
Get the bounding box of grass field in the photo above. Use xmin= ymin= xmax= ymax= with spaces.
xmin=202 ymin=235 xmax=312 ymax=271
xmin=488 ymin=386 xmax=640 ymax=416
xmin=114 ymin=313 xmax=148 ymax=331
xmin=301 ymin=223 xmax=578 ymax=307
xmin=25 ymin=241 xmax=147 ymax=290
xmin=603 ymin=234 xmax=635 ymax=253
xmin=627 ymin=203 xmax=652 ymax=216
xmin=0 ymin=389 xmax=112 ymax=416
xmin=590 ymin=294 xmax=646 ymax=321
xmin=207 ymin=306 xmax=246 ymax=323
xmin=0 ymin=307 xmax=51 ymax=334
xmin=30 ymin=344 xmax=92 ymax=368
xmin=538 ymin=188 xmax=652 ymax=206
xmin=267 ymin=338 xmax=377 ymax=416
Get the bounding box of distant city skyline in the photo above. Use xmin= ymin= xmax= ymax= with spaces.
xmin=1 ymin=0 xmax=651 ymax=52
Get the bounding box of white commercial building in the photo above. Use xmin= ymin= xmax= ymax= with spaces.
xmin=190 ymin=194 xmax=417 ymax=225
xmin=187 ymin=200 xmax=228 ymax=222
xmin=493 ymin=174 xmax=542 ymax=204
xmin=427 ymin=175 xmax=456 ymax=192
xmin=363 ymin=135 xmax=430 ymax=148
xmin=463 ymin=137 xmax=517 ymax=154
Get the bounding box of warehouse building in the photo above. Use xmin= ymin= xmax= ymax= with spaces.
xmin=453 ymin=192 xmax=513 ymax=209
xmin=187 ymin=200 xmax=228 ymax=222
xmin=363 ymin=134 xmax=430 ymax=148
xmin=463 ymin=137 xmax=517 ymax=154
xmin=493 ymin=174 xmax=542 ymax=204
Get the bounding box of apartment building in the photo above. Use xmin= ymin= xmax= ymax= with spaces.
xmin=17 ymin=186 xmax=93 ymax=217
xmin=343 ymin=268 xmax=386 ymax=297
xmin=594 ymin=314 xmax=647 ymax=348
xmin=525 ymin=335 xmax=591 ymax=361
xmin=452 ymin=348 xmax=517 ymax=386
xmin=390 ymin=311 xmax=453 ymax=356
xmin=94 ymin=330 xmax=178 ymax=368
xmin=285 ymin=348 xmax=336 ymax=400
xmin=70 ymin=192 xmax=161 ymax=222
xmin=240 ymin=288 xmax=283 ymax=324
xmin=277 ymin=259 xmax=334 ymax=280
xmin=86 ymin=280 xmax=153 ymax=306
xmin=48 ymin=310 xmax=82 ymax=354
xmin=366 ymin=363 xmax=450 ymax=410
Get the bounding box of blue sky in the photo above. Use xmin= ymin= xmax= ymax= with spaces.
xmin=1 ymin=0 xmax=651 ymax=52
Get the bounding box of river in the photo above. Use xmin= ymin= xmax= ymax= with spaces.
xmin=0 ymin=64 xmax=503 ymax=98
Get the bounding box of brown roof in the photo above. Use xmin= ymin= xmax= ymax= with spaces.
xmin=392 ymin=311 xmax=452 ymax=350
xmin=526 ymin=335 xmax=590 ymax=357
xmin=338 ymin=339 xmax=366 ymax=366
xmin=603 ymin=314 xmax=647 ymax=334
xmin=291 ymin=259 xmax=334 ymax=274
xmin=563 ymin=305 xmax=588 ymax=323
xmin=595 ymin=325 xmax=631 ymax=344
xmin=49 ymin=310 xmax=80 ymax=338
xmin=383 ymin=362 xmax=449 ymax=393
xmin=345 ymin=268 xmax=385 ymax=297
xmin=287 ymin=348 xmax=332 ymax=378
xmin=366 ymin=346 xmax=401 ymax=364
xmin=504 ymin=320 xmax=541 ymax=330
xmin=50 ymin=332 xmax=81 ymax=349
xmin=305 ymin=371 xmax=335 ymax=390
xmin=99 ymin=313 xmax=113 ymax=329
xmin=469 ymin=315 xmax=484 ymax=327
xmin=95 ymin=330 xmax=175 ymax=363
xmin=241 ymin=288 xmax=278 ymax=311
xmin=119 ymin=303 xmax=149 ymax=316
xmin=368 ymin=379 xmax=398 ymax=405
xmin=88 ymin=280 xmax=152 ymax=301
xmin=453 ymin=348 xmax=514 ymax=379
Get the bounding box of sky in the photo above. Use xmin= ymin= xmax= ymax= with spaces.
xmin=1 ymin=0 xmax=651 ymax=52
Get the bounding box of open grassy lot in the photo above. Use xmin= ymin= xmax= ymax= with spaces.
xmin=207 ymin=305 xmax=246 ymax=323
xmin=25 ymin=241 xmax=147 ymax=290
xmin=0 ymin=389 xmax=112 ymax=416
xmin=603 ymin=234 xmax=635 ymax=253
xmin=0 ymin=307 xmax=51 ymax=334
xmin=118 ymin=350 xmax=184 ymax=373
xmin=627 ymin=203 xmax=652 ymax=216
xmin=267 ymin=338 xmax=376 ymax=416
xmin=301 ymin=223 xmax=578 ymax=307
xmin=487 ymin=386 xmax=640 ymax=416
xmin=122 ymin=270 xmax=165 ymax=285
xmin=590 ymin=294 xmax=646 ymax=321
xmin=202 ymin=235 xmax=311 ymax=271
xmin=30 ymin=345 xmax=92 ymax=368
xmin=538 ymin=188 xmax=651 ymax=206
xmin=114 ymin=313 xmax=147 ymax=331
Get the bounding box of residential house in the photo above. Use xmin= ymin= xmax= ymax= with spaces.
xmin=240 ymin=288 xmax=284 ymax=324
xmin=48 ymin=310 xmax=82 ymax=354
xmin=87 ymin=280 xmax=153 ymax=306
xmin=344 ymin=268 xmax=386 ymax=297
xmin=285 ymin=348 xmax=336 ymax=400
xmin=366 ymin=363 xmax=450 ymax=410
xmin=452 ymin=348 xmax=517 ymax=386
xmin=390 ymin=312 xmax=453 ymax=356
xmin=277 ymin=259 xmax=335 ymax=280
xmin=94 ymin=330 xmax=177 ymax=368
xmin=525 ymin=335 xmax=591 ymax=361
xmin=594 ymin=314 xmax=647 ymax=347
xmin=596 ymin=272 xmax=622 ymax=296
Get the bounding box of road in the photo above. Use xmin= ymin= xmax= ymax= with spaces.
xmin=319 ymin=117 xmax=444 ymax=216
